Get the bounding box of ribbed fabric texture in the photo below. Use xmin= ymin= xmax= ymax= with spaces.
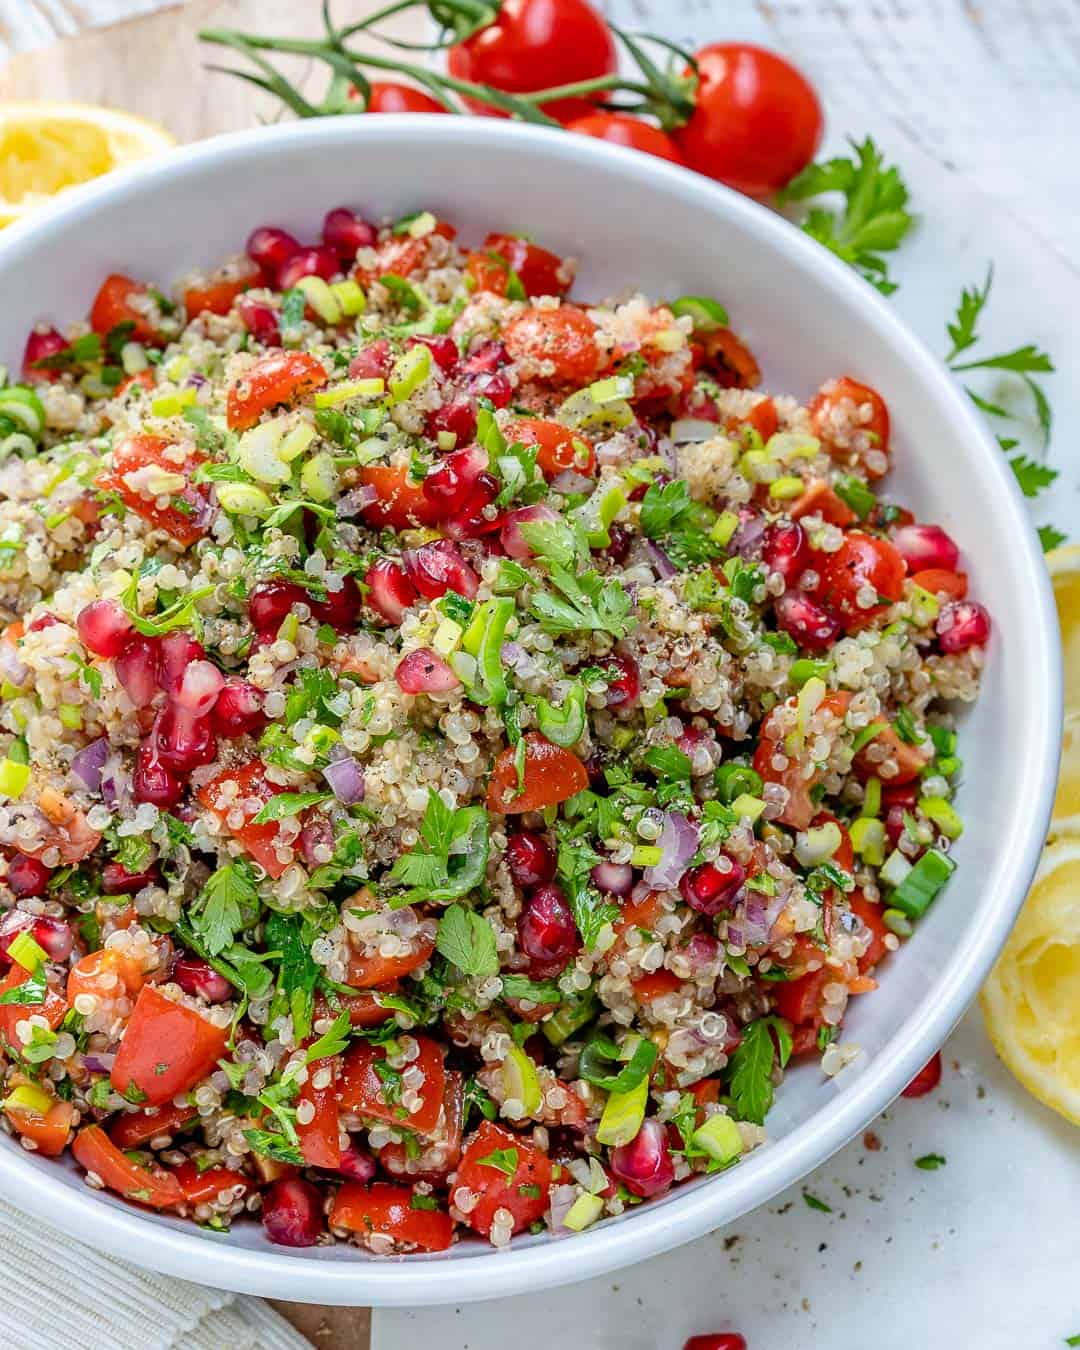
xmin=0 ymin=1198 xmax=309 ymax=1349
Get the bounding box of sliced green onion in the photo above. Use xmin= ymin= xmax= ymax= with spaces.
xmin=558 ymin=376 xmax=635 ymax=431
xmin=388 ymin=345 xmax=432 ymax=404
xmin=535 ymin=682 xmax=586 ymax=748
xmin=236 ymin=419 xmax=291 ymax=485
xmin=789 ymin=658 xmax=832 ymax=688
xmin=691 ymin=1113 xmax=743 ymax=1165
xmin=887 ymin=848 xmax=956 ymax=918
xmin=58 ymin=704 xmax=82 ymax=731
xmin=879 ymin=848 xmax=913 ymax=890
xmin=765 ymin=431 xmax=820 ymax=464
xmin=150 ymin=389 xmax=197 ymax=418
xmin=669 ymin=295 xmax=728 ymax=331
xmin=714 ymin=762 xmax=763 ymax=804
xmin=278 ymin=424 xmax=317 ymax=462
xmin=710 ymin=509 xmax=740 ymax=549
xmin=0 ymin=756 xmax=30 ymax=799
xmin=731 ymin=793 xmax=766 ymax=824
xmin=882 ymin=907 xmax=913 ymax=937
xmin=795 ymin=820 xmax=842 ymax=867
xmin=296 ymin=275 xmax=342 ymax=325
xmin=314 ymin=378 xmax=385 ymax=407
xmin=908 ymin=584 xmax=940 ymax=626
xmin=769 ymin=475 xmax=805 ymax=501
xmin=541 ymin=988 xmax=598 ymax=1047
xmin=596 ymin=1075 xmax=648 ymax=1147
xmin=7 ymin=739 xmax=29 ymax=765
xmin=431 ymin=617 xmax=464 ymax=658
xmin=8 ymin=929 xmax=46 ymax=971
xmin=300 ymin=451 xmax=340 ymax=503
xmin=215 ymin=482 xmax=273 ymax=517
xmin=120 ymin=342 xmax=148 ymax=376
xmin=573 ymin=482 xmax=627 ymax=549
xmin=849 ymin=816 xmax=886 ymax=867
xmin=833 ymin=473 xmax=876 ymax=520
xmin=562 ymin=1192 xmax=605 ymax=1232
xmin=861 ymin=777 xmax=882 ymax=818
xmin=331 ymin=280 xmax=367 ymax=317
xmin=917 ymin=795 xmax=964 ymax=840
xmin=458 ymin=597 xmax=514 ymax=708
xmin=852 ymin=720 xmax=888 ymax=753
xmin=0 ymin=387 xmax=45 ymax=441
xmin=501 ymin=1044 xmax=541 ymax=1115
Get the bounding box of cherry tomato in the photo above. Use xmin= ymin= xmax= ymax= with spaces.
xmin=911 ymin=567 xmax=968 ymax=600
xmin=95 ymin=434 xmax=208 ymax=547
xmin=296 ymin=1056 xmax=342 ymax=1170
xmin=632 ymin=970 xmax=684 ymax=1003
xmin=696 ymin=326 xmax=761 ymax=389
xmin=773 ymin=965 xmax=829 ymax=1030
xmin=466 ymin=232 xmax=570 ymax=299
xmin=172 ymin=1158 xmax=250 ymax=1205
xmin=447 ymin=0 xmax=617 ymax=122
xmin=358 ymin=82 xmax=448 ymax=115
xmin=330 ymin=1180 xmax=454 ymax=1251
xmin=72 ymin=1125 xmax=183 ymax=1209
xmin=753 ymin=691 xmax=851 ymax=830
xmin=488 ymin=732 xmax=590 ymax=812
xmin=67 ymin=945 xmax=148 ymax=1007
xmin=850 ymin=892 xmax=891 ymax=973
xmin=684 ymin=1336 xmax=747 ymax=1350
xmin=339 ymin=1035 xmax=446 ymax=1138
xmin=379 ymin=1071 xmax=465 ymax=1184
xmin=674 ymin=44 xmax=823 ymax=197
xmin=0 ymin=963 xmax=67 ymax=1050
xmin=454 ymin=1121 xmax=552 ymax=1238
xmin=4 ymin=1094 xmax=74 ymax=1157
xmin=345 ymin=932 xmax=436 ymax=988
xmin=902 ymin=1050 xmax=942 ymax=1098
xmin=504 ymin=305 xmax=602 ymax=386
xmin=502 ymin=417 xmax=595 ymax=477
xmin=89 ymin=273 xmax=163 ymax=344
xmin=353 ymin=222 xmax=456 ymax=287
xmin=566 ymin=113 xmax=687 ymax=165
xmin=226 ymin=350 xmax=328 ymax=430
xmin=197 ymin=759 xmax=289 ymax=878
xmin=809 ymin=377 xmax=891 ymax=478
xmin=109 ymin=1102 xmax=198 ymax=1149
xmin=183 ymin=259 xmax=261 ymax=319
xmin=853 ymin=722 xmax=930 ymax=785
xmin=790 ymin=478 xmax=857 ymax=529
xmin=110 ymin=984 xmax=229 ymax=1107
xmin=815 ymin=531 xmax=906 ymax=631
xmin=314 ymin=989 xmax=397 ymax=1028
xmin=357 ymin=464 xmax=444 ymax=531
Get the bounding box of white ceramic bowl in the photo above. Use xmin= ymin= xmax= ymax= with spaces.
xmin=0 ymin=117 xmax=1060 ymax=1306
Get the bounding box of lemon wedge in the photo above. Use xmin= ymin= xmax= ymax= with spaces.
xmin=981 ymin=840 xmax=1080 ymax=1123
xmin=1051 ymin=713 xmax=1080 ymax=840
xmin=0 ymin=102 xmax=175 ymax=227
xmin=1048 ymin=543 xmax=1080 ymax=720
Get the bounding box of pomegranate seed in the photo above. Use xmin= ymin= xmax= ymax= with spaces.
xmin=173 ymin=955 xmax=232 ymax=1003
xmin=426 ymin=397 xmax=477 ymax=446
xmin=336 ymin=1142 xmax=377 ymax=1182
xmin=248 ymin=580 xmax=309 ymax=634
xmin=679 ymin=859 xmax=746 ymax=916
xmin=761 ymin=520 xmax=810 ymax=582
xmin=610 ymin=1118 xmax=675 ymax=1198
xmin=22 ymin=326 xmax=68 ymax=382
xmin=394 ymin=647 xmax=461 ymax=695
xmin=461 ymin=340 xmax=508 ymax=375
xmin=402 ymin=540 xmax=479 ymax=600
xmin=76 ymin=599 xmax=132 ymax=658
xmin=885 ymin=804 xmax=908 ymax=850
xmin=892 ymin=523 xmax=959 ymax=573
xmin=500 ymin=504 xmax=560 ymax=560
xmin=321 ymin=207 xmax=377 ymax=258
xmin=505 ymin=832 xmax=555 ymax=888
xmin=467 ymin=370 xmax=512 ymax=408
xmin=27 ymin=613 xmax=60 ymax=632
xmin=364 ymin=558 xmax=418 ymax=625
xmin=299 ymin=816 xmax=334 ymax=868
xmin=236 ymin=296 xmax=281 ymax=346
xmin=31 ymin=916 xmax=73 ymax=963
xmin=589 ymin=859 xmax=633 ymax=896
xmin=406 ymin=334 xmax=459 ymax=373
xmin=211 ymin=678 xmax=265 ymax=737
xmin=605 ymin=522 xmax=632 ymax=564
xmin=102 ymin=861 xmax=160 ymax=895
xmin=583 ymin=751 xmax=609 ymax=794
xmin=261 ymin=1178 xmax=323 ymax=1247
xmin=518 ymin=883 xmax=578 ymax=974
xmin=311 ymin=576 xmax=362 ymax=632
xmin=153 ymin=706 xmax=217 ymax=772
xmin=683 ymin=1336 xmax=747 ymax=1350
xmin=936 ymin=600 xmax=990 ymax=653
xmin=133 ymin=743 xmax=183 ymax=807
xmin=774 ymin=590 xmax=843 ymax=652
xmin=277 ymin=246 xmax=339 ymax=291
xmin=348 ymin=340 xmax=392 ymax=381
xmin=600 ymin=653 xmax=640 ymax=712
xmin=882 ymin=783 xmax=918 ymax=811
xmin=422 ymin=445 xmax=489 ymax=514
xmin=173 ymin=660 xmax=224 ymax=716
xmin=115 ymin=634 xmax=161 ymax=708
xmin=683 ymin=931 xmax=722 ymax=971
xmin=246 ymin=225 xmax=301 ymax=276
xmin=445 ymin=470 xmax=502 ymax=539
xmin=156 ymin=631 xmax=206 ymax=698
xmin=6 ymin=852 xmax=52 ymax=899
xmin=901 ymin=1050 xmax=942 ymax=1098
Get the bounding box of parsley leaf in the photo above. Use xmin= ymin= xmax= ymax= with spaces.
xmin=554 ymin=831 xmax=618 ymax=950
xmin=640 ymin=479 xmax=720 ymax=568
xmin=251 ymin=791 xmax=332 ymax=824
xmin=265 ymin=910 xmax=322 ymax=1041
xmin=387 ymin=790 xmax=489 ymax=903
xmin=243 ymin=1128 xmax=304 ymax=1166
xmin=435 ymin=904 xmax=499 ymax=979
xmin=499 ymin=973 xmax=563 ymax=1005
xmin=304 ymin=1009 xmax=351 ymax=1063
xmin=530 ymin=564 xmax=633 ymax=640
xmin=725 ymin=1016 xmax=791 ymax=1126
xmin=802 ymin=1190 xmax=833 ymax=1213
xmin=1010 ymin=455 xmax=1058 ymax=498
xmin=189 ymin=861 xmax=260 ymax=958
xmin=475 ymin=1146 xmax=519 ymax=1179
xmin=1039 ymin=524 xmax=1067 ymax=553
xmin=0 ymin=966 xmax=46 ymax=1005
xmin=914 ymin=1152 xmax=946 ymax=1170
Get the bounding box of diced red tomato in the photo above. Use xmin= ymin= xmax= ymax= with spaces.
xmin=790 ymin=479 xmax=857 ymax=528
xmin=314 ymin=989 xmax=397 ymax=1029
xmin=110 ymin=984 xmax=228 ymax=1107
xmin=902 ymin=1050 xmax=942 ymax=1098
xmin=226 ymin=350 xmax=328 ymax=430
xmin=454 ymin=1121 xmax=552 ymax=1238
xmin=109 ymin=1102 xmax=198 ymax=1149
xmin=115 ymin=369 xmax=156 ymax=399
xmin=357 ymin=464 xmax=444 ymax=531
xmin=466 ymin=233 xmax=569 ymax=299
xmin=89 ymin=274 xmax=163 ymax=344
xmin=729 ymin=396 xmax=778 ymax=443
xmin=488 ymin=733 xmax=589 ymax=813
xmin=345 ymin=933 xmax=436 ymax=988
xmin=197 ymin=759 xmax=289 ymax=878
xmin=72 ymin=1125 xmax=183 ymax=1209
xmin=614 ymin=890 xmax=665 ymax=939
xmin=853 ymin=723 xmax=930 ymax=785
xmin=812 ymin=811 xmax=854 ymax=871
xmin=502 ymin=417 xmax=596 ymax=477
xmin=753 ymin=692 xmax=851 ymax=830
xmin=632 ymin=970 xmax=684 ymax=1003
xmin=696 ymin=327 xmax=760 ymax=388
xmin=329 ymin=1180 xmax=454 ymax=1251
xmin=4 ymin=1095 xmax=75 ymax=1157
xmin=172 ymin=1158 xmax=250 ymax=1205
xmin=353 ymin=221 xmax=456 ymax=287
xmin=67 ymin=945 xmax=147 ymax=1007
xmin=297 ymin=1054 xmax=342 ymax=1170
xmin=339 ymin=1035 xmax=446 ymax=1138
xmin=95 ymin=434 xmax=208 ymax=548
xmin=815 ymin=531 xmax=906 ymax=631
xmin=773 ymin=967 xmax=829 ymax=1033
xmin=378 ymin=1071 xmax=465 ymax=1184
xmin=911 ymin=567 xmax=968 ymax=599
xmin=0 ymin=963 xmax=67 ymax=1054
xmin=184 ymin=259 xmax=261 ymax=319
xmin=810 ymin=377 xmax=890 ymax=478
xmin=504 ymin=306 xmax=602 ymax=385
xmin=850 ymin=892 xmax=891 ymax=972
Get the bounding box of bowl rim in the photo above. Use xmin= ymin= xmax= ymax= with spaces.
xmin=0 ymin=114 xmax=1061 ymax=1307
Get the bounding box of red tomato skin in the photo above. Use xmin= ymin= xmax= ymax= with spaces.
xmin=109 ymin=1102 xmax=198 ymax=1149
xmin=773 ymin=966 xmax=829 ymax=1029
xmin=5 ymin=1098 xmax=75 ymax=1156
xmin=184 ymin=261 xmax=260 ymax=318
xmin=110 ymin=985 xmax=228 ymax=1106
xmin=790 ymin=479 xmax=857 ymax=528
xmin=197 ymin=760 xmax=289 ymax=878
xmin=346 ymin=933 xmax=436 ymax=988
xmin=850 ymin=893 xmax=891 ymax=972
xmin=447 ymin=0 xmax=617 ymax=122
xmin=853 ymin=723 xmax=929 ymax=785
xmin=339 ymin=1036 xmax=446 ymax=1138
xmin=815 ymin=531 xmax=906 ymax=631
xmin=330 ymin=1181 xmax=454 ymax=1251
xmin=684 ymin=1336 xmax=748 ymax=1350
xmin=675 ymin=43 xmax=823 ymax=197
xmin=504 ymin=307 xmax=603 ymax=386
xmin=467 ymin=233 xmax=570 ymax=299
xmin=487 ymin=732 xmax=590 ymax=812
xmin=503 ymin=417 xmax=595 ymax=477
xmin=95 ymin=434 xmax=208 ymax=548
xmin=902 ymin=1051 xmax=942 ymax=1098
xmin=379 ymin=1071 xmax=465 ymax=1184
xmin=226 ymin=351 xmax=328 ymax=430
xmin=632 ymin=970 xmax=684 ymax=1003
xmin=90 ymin=274 xmax=162 ymax=343
xmin=567 ymin=113 xmax=687 ymax=165
xmin=172 ymin=1159 xmax=249 ymax=1205
xmin=72 ymin=1125 xmax=184 ymax=1209
xmin=0 ymin=963 xmax=67 ymax=1051
xmin=314 ymin=989 xmax=398 ymax=1028
xmin=363 ymin=82 xmax=448 ymax=115
xmin=357 ymin=464 xmax=444 ymax=531
xmin=911 ymin=567 xmax=968 ymax=600
xmin=297 ymin=1057 xmax=342 ymax=1170
xmin=809 ymin=377 xmax=891 ymax=478
xmin=454 ymin=1121 xmax=552 ymax=1237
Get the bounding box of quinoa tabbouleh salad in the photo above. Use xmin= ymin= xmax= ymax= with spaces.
xmin=0 ymin=205 xmax=990 ymax=1254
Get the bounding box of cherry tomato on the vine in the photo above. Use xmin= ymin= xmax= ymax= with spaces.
xmin=566 ymin=113 xmax=687 ymax=166
xmin=359 ymin=82 xmax=448 ymax=115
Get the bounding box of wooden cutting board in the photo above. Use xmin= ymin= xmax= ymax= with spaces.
xmin=0 ymin=2 xmax=433 ymax=1344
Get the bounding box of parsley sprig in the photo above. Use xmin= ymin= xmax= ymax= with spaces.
xmin=387 ymin=789 xmax=489 ymax=904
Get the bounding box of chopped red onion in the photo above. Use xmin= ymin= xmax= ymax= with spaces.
xmin=322 ymin=756 xmax=365 ymax=805
xmin=81 ymin=1053 xmax=116 ymax=1074
xmin=644 ymin=540 xmax=677 ymax=581
xmin=591 ymin=860 xmax=634 ymax=896
xmin=732 ymin=512 xmax=766 ymax=559
xmin=643 ymin=811 xmax=699 ymax=890
xmin=337 ymin=485 xmax=378 ymax=518
xmin=71 ymin=737 xmax=109 ymax=792
xmin=0 ymin=641 xmax=28 ymax=688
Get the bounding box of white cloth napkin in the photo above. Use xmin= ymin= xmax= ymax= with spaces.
xmin=0 ymin=1197 xmax=310 ymax=1349
xmin=0 ymin=0 xmax=180 ymax=61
